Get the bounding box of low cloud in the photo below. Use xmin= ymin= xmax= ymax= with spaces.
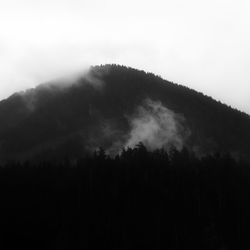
xmin=124 ymin=99 xmax=189 ymax=151
xmin=16 ymin=65 xmax=108 ymax=113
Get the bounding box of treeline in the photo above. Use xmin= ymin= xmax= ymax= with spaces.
xmin=0 ymin=144 xmax=250 ymax=249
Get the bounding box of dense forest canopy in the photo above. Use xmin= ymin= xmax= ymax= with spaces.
xmin=0 ymin=145 xmax=249 ymax=249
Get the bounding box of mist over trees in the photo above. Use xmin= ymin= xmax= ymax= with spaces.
xmin=0 ymin=144 xmax=250 ymax=250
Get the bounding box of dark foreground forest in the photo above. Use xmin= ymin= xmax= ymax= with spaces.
xmin=0 ymin=144 xmax=250 ymax=250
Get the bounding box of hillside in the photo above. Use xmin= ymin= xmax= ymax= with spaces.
xmin=0 ymin=64 xmax=249 ymax=162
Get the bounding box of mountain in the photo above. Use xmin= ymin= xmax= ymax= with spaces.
xmin=0 ymin=64 xmax=249 ymax=162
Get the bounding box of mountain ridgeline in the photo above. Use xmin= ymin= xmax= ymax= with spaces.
xmin=0 ymin=64 xmax=249 ymax=162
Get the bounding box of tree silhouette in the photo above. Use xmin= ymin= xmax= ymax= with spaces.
xmin=0 ymin=145 xmax=248 ymax=249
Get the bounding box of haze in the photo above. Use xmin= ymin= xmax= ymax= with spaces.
xmin=0 ymin=0 xmax=249 ymax=114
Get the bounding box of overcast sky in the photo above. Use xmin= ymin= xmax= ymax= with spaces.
xmin=0 ymin=0 xmax=249 ymax=114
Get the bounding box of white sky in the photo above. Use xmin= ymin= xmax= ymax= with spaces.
xmin=0 ymin=0 xmax=250 ymax=114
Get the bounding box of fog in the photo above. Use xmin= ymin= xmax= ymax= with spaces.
xmin=124 ymin=99 xmax=188 ymax=151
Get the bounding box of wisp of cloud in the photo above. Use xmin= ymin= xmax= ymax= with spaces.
xmin=124 ymin=99 xmax=189 ymax=151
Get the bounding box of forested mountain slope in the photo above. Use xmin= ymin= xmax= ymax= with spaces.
xmin=0 ymin=64 xmax=249 ymax=162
